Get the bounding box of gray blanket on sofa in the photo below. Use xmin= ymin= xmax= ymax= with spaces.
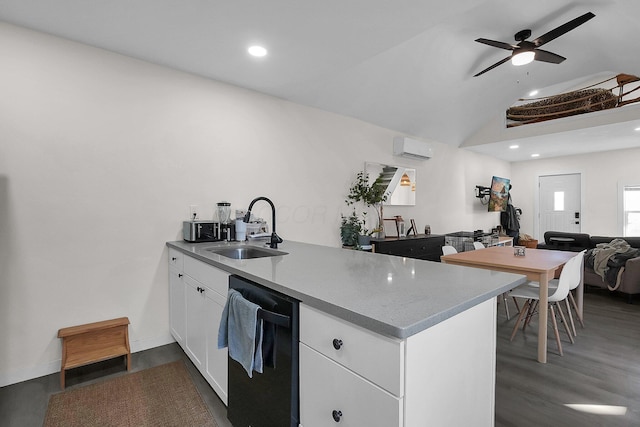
xmin=585 ymin=239 xmax=640 ymax=289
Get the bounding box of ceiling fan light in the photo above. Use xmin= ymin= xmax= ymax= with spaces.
xmin=512 ymin=50 xmax=535 ymax=66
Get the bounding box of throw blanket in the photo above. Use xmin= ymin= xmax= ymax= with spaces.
xmin=585 ymin=239 xmax=640 ymax=290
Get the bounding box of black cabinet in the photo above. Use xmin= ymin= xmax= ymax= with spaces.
xmin=371 ymin=234 xmax=445 ymax=262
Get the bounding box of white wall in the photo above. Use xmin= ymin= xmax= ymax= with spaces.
xmin=510 ymin=147 xmax=640 ymax=240
xmin=0 ymin=22 xmax=509 ymax=386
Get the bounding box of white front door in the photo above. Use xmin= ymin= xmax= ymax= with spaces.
xmin=539 ymin=173 xmax=581 ymax=239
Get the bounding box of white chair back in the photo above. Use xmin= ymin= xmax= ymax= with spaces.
xmin=442 ymin=245 xmax=458 ymax=255
xmin=568 ymin=250 xmax=586 ymax=291
xmin=549 ymin=251 xmax=585 ymax=303
xmin=473 ymin=242 xmax=485 ymax=250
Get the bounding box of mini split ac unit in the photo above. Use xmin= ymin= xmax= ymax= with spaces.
xmin=393 ymin=137 xmax=433 ymax=160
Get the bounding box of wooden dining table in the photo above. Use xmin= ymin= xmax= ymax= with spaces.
xmin=441 ymin=246 xmax=578 ymax=363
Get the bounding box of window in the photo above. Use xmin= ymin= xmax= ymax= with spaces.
xmin=622 ymin=185 xmax=640 ymax=236
xmin=554 ymin=191 xmax=565 ymax=211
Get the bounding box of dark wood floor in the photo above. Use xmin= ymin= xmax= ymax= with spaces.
xmin=495 ymin=288 xmax=640 ymax=427
xmin=1 ymin=289 xmax=638 ymax=426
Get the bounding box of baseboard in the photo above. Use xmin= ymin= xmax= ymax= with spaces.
xmin=0 ymin=359 xmax=62 ymax=388
xmin=0 ymin=334 xmax=176 ymax=388
xmin=130 ymin=333 xmax=175 ymax=354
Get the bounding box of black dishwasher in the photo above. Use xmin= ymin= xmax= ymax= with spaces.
xmin=227 ymin=275 xmax=299 ymax=427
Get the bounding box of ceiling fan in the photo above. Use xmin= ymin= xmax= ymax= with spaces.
xmin=473 ymin=11 xmax=595 ymax=77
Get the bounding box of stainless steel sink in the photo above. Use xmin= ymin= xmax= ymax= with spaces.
xmin=206 ymin=246 xmax=288 ymax=259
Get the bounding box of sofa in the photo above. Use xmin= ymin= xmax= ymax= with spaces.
xmin=537 ymin=231 xmax=640 ymax=301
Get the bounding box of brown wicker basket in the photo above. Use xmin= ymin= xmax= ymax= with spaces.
xmin=519 ymin=239 xmax=538 ymax=249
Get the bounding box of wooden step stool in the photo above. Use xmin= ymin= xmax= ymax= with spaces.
xmin=57 ymin=317 xmax=131 ymax=389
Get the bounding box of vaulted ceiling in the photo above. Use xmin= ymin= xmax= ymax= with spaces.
xmin=2 ymin=0 xmax=639 ymax=161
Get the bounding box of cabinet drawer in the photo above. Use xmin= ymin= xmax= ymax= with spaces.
xmin=390 ymin=245 xmax=426 ymax=258
xmin=168 ymin=248 xmax=184 ymax=271
xmin=373 ymin=236 xmax=445 ymax=262
xmin=416 ymin=249 xmax=443 ymax=262
xmin=300 ymin=305 xmax=404 ymax=397
xmin=300 ymin=344 xmax=402 ymax=427
xmin=184 ymin=256 xmax=229 ymax=296
xmin=183 ymin=275 xmax=228 ymax=308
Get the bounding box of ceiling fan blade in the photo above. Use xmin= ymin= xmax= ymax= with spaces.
xmin=475 ymin=38 xmax=517 ymax=50
xmin=534 ymin=49 xmax=566 ymax=64
xmin=532 ymin=12 xmax=595 ymax=47
xmin=473 ymin=56 xmax=512 ymax=77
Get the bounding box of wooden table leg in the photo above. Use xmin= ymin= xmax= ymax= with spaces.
xmin=537 ymin=271 xmax=549 ymax=363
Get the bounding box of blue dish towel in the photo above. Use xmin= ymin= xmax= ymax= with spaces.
xmin=218 ymin=289 xmax=264 ymax=378
xmin=234 ymin=287 xmax=279 ymax=368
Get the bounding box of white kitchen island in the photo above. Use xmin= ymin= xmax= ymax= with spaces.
xmin=167 ymin=240 xmax=525 ymax=427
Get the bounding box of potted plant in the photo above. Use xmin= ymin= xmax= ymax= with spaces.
xmin=357 ymin=212 xmax=374 ymax=246
xmin=340 ymin=210 xmax=362 ymax=247
xmin=345 ymin=170 xmax=389 ymax=238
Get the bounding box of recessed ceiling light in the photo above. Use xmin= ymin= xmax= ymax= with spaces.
xmin=509 ymin=145 xmax=519 ymax=149
xmin=248 ymin=45 xmax=267 ymax=57
xmin=635 ymin=126 xmax=640 ymax=131
xmin=528 ymin=90 xmax=539 ymax=97
xmin=531 ymin=153 xmax=540 ymax=158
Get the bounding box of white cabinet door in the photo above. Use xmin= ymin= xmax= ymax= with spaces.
xmin=175 ymin=254 xmax=230 ymax=405
xmin=168 ymin=266 xmax=186 ymax=346
xmin=204 ymin=288 xmax=228 ymax=405
xmin=184 ymin=275 xmax=207 ymax=370
xmin=300 ymin=344 xmax=402 ymax=427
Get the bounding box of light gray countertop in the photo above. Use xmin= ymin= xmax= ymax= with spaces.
xmin=167 ymin=239 xmax=526 ymax=340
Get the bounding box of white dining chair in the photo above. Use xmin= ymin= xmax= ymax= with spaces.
xmin=470 ymin=240 xmax=520 ymax=318
xmin=509 ymin=251 xmax=585 ymax=356
xmin=442 ymin=245 xmax=458 ymax=255
xmin=525 ymin=250 xmax=586 ymax=336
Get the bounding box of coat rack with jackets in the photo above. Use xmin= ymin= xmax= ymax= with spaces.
xmin=500 ymin=193 xmax=521 ymax=244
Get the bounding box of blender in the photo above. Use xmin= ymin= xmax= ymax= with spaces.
xmin=217 ymin=202 xmax=234 ymax=241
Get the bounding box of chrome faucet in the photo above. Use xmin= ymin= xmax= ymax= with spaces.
xmin=243 ymin=196 xmax=283 ymax=249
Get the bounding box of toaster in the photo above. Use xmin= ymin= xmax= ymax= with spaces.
xmin=183 ymin=221 xmax=221 ymax=242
